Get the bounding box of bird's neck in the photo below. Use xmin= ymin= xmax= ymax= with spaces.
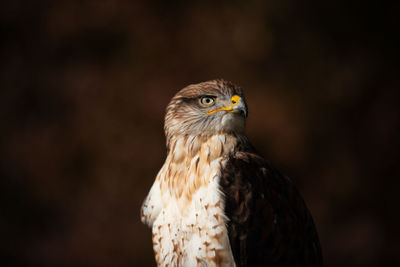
xmin=167 ymin=133 xmax=241 ymax=163
xmin=157 ymin=134 xmax=243 ymax=209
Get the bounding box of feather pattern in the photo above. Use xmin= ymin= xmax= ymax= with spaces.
xmin=220 ymin=143 xmax=323 ymax=266
xmin=141 ymin=134 xmax=238 ymax=266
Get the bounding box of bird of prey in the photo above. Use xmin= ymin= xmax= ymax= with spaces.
xmin=141 ymin=80 xmax=322 ymax=266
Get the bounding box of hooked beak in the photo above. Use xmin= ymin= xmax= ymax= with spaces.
xmin=206 ymin=95 xmax=247 ymax=117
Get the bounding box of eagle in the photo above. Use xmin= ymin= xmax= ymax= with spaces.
xmin=141 ymin=80 xmax=322 ymax=266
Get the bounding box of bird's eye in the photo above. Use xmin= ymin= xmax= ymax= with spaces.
xmin=199 ymin=96 xmax=216 ymax=107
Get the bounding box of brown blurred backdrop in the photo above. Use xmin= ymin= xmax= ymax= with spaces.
xmin=1 ymin=0 xmax=399 ymax=266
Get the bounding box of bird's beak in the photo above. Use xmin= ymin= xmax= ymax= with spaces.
xmin=206 ymin=95 xmax=247 ymax=117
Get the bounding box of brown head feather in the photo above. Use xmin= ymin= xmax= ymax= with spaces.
xmin=164 ymin=79 xmax=247 ymax=150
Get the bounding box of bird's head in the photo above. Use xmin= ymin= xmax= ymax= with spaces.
xmin=164 ymin=80 xmax=248 ymax=146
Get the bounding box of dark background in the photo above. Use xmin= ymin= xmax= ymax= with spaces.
xmin=1 ymin=0 xmax=399 ymax=266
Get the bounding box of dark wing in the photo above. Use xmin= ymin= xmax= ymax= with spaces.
xmin=220 ymin=146 xmax=323 ymax=267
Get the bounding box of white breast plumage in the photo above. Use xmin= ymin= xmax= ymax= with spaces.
xmin=141 ymin=134 xmax=237 ymax=266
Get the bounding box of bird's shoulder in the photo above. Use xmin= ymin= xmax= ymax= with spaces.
xmin=219 ymin=145 xmax=323 ymax=267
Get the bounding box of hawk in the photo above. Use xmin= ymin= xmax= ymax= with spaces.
xmin=141 ymin=80 xmax=322 ymax=266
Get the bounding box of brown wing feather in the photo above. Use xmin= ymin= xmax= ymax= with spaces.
xmin=220 ymin=144 xmax=323 ymax=267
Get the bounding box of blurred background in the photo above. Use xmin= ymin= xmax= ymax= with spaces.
xmin=1 ymin=0 xmax=398 ymax=266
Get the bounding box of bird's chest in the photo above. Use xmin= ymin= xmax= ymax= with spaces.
xmin=152 ymin=169 xmax=235 ymax=266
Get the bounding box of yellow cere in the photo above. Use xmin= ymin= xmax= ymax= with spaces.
xmin=206 ymin=95 xmax=241 ymax=114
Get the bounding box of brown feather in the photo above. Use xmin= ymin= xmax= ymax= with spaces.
xmin=220 ymin=142 xmax=323 ymax=267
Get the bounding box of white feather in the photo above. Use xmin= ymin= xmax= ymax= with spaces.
xmin=141 ymin=134 xmax=237 ymax=266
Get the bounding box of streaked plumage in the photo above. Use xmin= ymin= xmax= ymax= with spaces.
xmin=141 ymin=80 xmax=322 ymax=266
